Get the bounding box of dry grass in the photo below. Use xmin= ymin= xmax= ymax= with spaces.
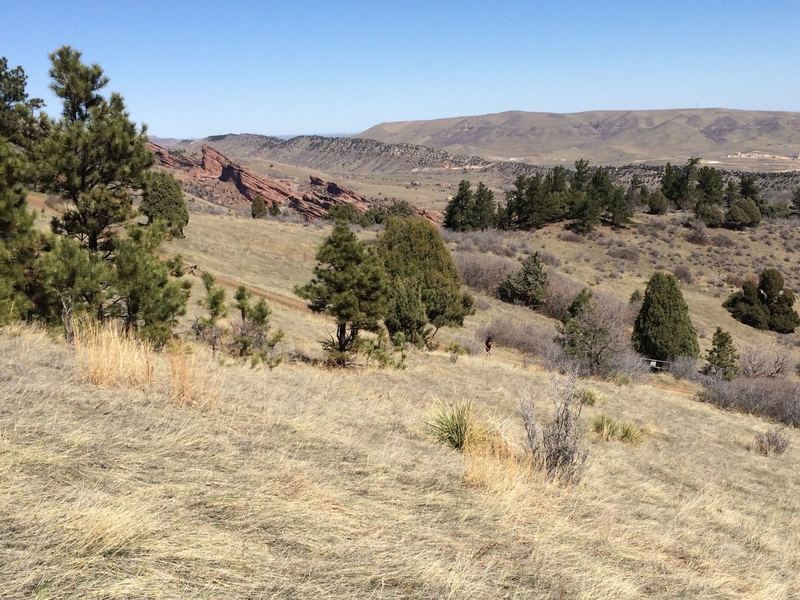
xmin=167 ymin=343 xmax=223 ymax=408
xmin=73 ymin=321 xmax=153 ymax=390
xmin=6 ymin=208 xmax=800 ymax=598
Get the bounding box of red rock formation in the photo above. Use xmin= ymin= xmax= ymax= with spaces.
xmin=300 ymin=175 xmax=369 ymax=219
xmin=149 ymin=141 xmax=432 ymax=222
xmin=146 ymin=141 xmax=197 ymax=170
xmin=192 ymin=145 xmax=302 ymax=209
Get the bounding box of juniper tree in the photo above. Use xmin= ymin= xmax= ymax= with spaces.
xmin=724 ymin=269 xmax=800 ymax=333
xmin=140 ymin=170 xmax=189 ymax=237
xmin=295 ymin=220 xmax=387 ymax=363
xmin=378 ymin=217 xmax=472 ymax=343
xmin=701 ymin=327 xmax=738 ymax=380
xmin=498 ymin=253 xmax=549 ymax=310
xmin=647 ymin=189 xmax=668 ymax=215
xmin=37 ymin=46 xmax=152 ymax=254
xmin=632 ymin=272 xmax=699 ymax=361
xmin=251 ymin=195 xmax=267 ymax=219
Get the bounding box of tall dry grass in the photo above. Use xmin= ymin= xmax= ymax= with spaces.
xmin=73 ymin=321 xmax=153 ymax=390
xmin=167 ymin=343 xmax=223 ymax=408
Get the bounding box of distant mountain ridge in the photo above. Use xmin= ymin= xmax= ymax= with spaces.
xmin=359 ymin=108 xmax=800 ymax=165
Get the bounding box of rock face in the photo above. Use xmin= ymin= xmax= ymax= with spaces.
xmin=300 ymin=176 xmax=369 ymax=218
xmin=192 ymin=145 xmax=302 ymax=209
xmin=148 ymin=141 xmax=376 ymax=220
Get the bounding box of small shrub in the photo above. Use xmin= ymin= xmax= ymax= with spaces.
xmin=498 ymin=254 xmax=549 ymax=309
xmin=592 ymin=413 xmax=643 ymax=444
xmin=576 ymin=387 xmax=603 ymax=406
xmin=428 ymin=400 xmax=473 ymax=450
xmin=592 ymin=414 xmax=619 ymax=440
xmin=519 ymin=376 xmax=588 ymax=484
xmin=672 ymin=264 xmax=693 ymax=284
xmin=754 ymin=427 xmax=790 ymax=456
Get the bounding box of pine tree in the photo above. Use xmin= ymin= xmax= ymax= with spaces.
xmin=633 ymin=272 xmax=699 ymax=361
xmin=498 ymin=254 xmax=549 ymax=309
xmin=470 ymin=182 xmax=496 ymax=230
xmin=571 ymin=159 xmax=591 ymax=193
xmin=694 ymin=166 xmax=724 ymax=226
xmin=251 ymin=195 xmax=267 ymax=219
xmin=0 ymin=57 xmax=47 ymax=149
xmin=443 ymin=180 xmax=473 ymax=231
xmin=739 ymin=174 xmax=761 ymax=210
xmin=701 ymin=327 xmax=738 ymax=380
xmin=378 ymin=217 xmax=472 ymax=342
xmin=725 ymin=197 xmax=761 ymax=228
xmin=38 ymin=236 xmax=107 ymax=341
xmin=37 ymin=46 xmax=152 ymax=254
xmin=193 ymin=271 xmax=227 ymax=354
xmin=231 ymin=286 xmax=283 ymax=366
xmin=110 ymin=225 xmax=190 ymax=346
xmin=295 ymin=221 xmax=387 ymax=363
xmin=606 ymin=186 xmax=634 ymax=227
xmin=140 ymin=171 xmax=189 ymax=237
xmin=0 ymin=140 xmax=39 ymax=324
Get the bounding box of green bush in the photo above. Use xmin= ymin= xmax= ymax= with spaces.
xmin=427 ymin=400 xmax=473 ymax=450
xmin=498 ymin=253 xmax=548 ymax=309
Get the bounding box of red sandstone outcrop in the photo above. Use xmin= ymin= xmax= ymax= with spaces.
xmin=146 ymin=141 xmax=197 ymax=170
xmin=191 ymin=145 xmax=302 ymax=208
xmin=300 ymin=176 xmax=369 ymax=218
xmin=147 ymin=141 xmax=439 ymax=223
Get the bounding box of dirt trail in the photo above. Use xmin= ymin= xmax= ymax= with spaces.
xmin=197 ymin=271 xmax=312 ymax=314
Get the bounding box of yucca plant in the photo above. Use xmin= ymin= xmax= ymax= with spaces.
xmin=427 ymin=400 xmax=472 ymax=450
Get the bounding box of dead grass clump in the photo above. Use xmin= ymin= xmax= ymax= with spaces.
xmin=575 ymin=387 xmax=603 ymax=406
xmin=754 ymin=427 xmax=790 ymax=456
xmin=64 ymin=499 xmax=153 ymax=558
xmin=74 ymin=321 xmax=153 ymax=390
xmin=608 ymin=246 xmax=640 ymax=262
xmin=168 ymin=344 xmax=222 ymax=408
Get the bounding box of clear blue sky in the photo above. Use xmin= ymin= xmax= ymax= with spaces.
xmin=5 ymin=0 xmax=799 ymax=138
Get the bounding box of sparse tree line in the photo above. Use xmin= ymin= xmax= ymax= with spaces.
xmin=444 ymin=158 xmax=800 ymax=234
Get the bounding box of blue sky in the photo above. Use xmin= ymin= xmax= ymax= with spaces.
xmin=4 ymin=0 xmax=799 ymax=138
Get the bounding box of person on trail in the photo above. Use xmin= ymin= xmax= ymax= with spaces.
xmin=485 ymin=336 xmax=494 ymax=356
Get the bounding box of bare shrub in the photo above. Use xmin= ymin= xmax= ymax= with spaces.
xmin=555 ymin=294 xmax=631 ymax=378
xmin=558 ymin=231 xmax=583 ymax=243
xmin=538 ymin=251 xmax=561 ymax=267
xmin=672 ymin=264 xmax=693 ymax=284
xmin=453 ymin=251 xmax=517 ymax=295
xmin=699 ymin=377 xmax=800 ymax=426
xmin=668 ymin=356 xmax=700 ymax=380
xmin=477 ymin=316 xmax=557 ymax=358
xmin=686 ymin=221 xmax=709 ymax=245
xmin=519 ymin=376 xmax=588 ymax=484
xmin=74 ymin=321 xmax=153 ymax=390
xmin=739 ymin=348 xmax=791 ymax=379
xmin=540 ymin=271 xmax=584 ymax=320
xmin=608 ymin=246 xmax=640 ymax=262
xmin=711 ymin=233 xmax=735 ymax=248
xmin=754 ymin=428 xmax=790 ymax=456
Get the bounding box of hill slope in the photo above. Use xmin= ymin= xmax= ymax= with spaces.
xmin=360 ymin=108 xmax=800 ymax=166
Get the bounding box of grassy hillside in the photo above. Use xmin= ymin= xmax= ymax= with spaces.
xmin=360 ymin=108 xmax=800 ymax=168
xmin=3 ymin=211 xmax=800 ymax=598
